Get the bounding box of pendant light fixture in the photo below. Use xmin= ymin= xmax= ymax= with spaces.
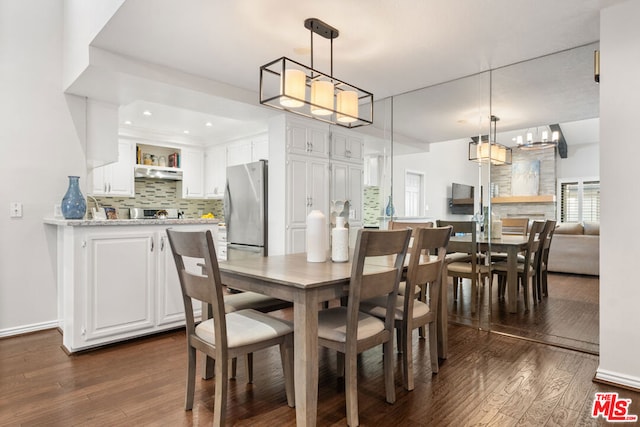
xmin=468 ymin=116 xmax=512 ymax=165
xmin=516 ymin=124 xmax=562 ymax=150
xmin=259 ymin=18 xmax=373 ymax=128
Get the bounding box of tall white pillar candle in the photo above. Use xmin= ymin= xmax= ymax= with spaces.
xmin=306 ymin=210 xmax=327 ymax=262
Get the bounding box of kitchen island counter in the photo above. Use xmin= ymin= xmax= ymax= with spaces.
xmin=44 ymin=217 xmax=219 ymax=226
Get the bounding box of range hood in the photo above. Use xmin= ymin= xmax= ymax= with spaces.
xmin=134 ymin=165 xmax=183 ymax=180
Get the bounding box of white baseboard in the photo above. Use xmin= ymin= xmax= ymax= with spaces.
xmin=595 ymin=368 xmax=640 ymax=392
xmin=0 ymin=320 xmax=60 ymax=338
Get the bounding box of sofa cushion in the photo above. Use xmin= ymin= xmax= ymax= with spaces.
xmin=554 ymin=222 xmax=584 ymax=235
xmin=583 ymin=221 xmax=600 ymax=236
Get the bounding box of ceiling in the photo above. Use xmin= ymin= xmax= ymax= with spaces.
xmin=90 ymin=0 xmax=624 ymax=146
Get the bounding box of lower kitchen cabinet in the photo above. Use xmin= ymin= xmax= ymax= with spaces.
xmin=51 ymin=221 xmax=217 ymax=352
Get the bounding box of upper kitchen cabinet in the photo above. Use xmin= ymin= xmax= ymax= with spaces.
xmin=331 ymin=131 xmax=363 ymax=162
xmin=204 ymin=144 xmax=226 ymax=199
xmin=286 ymin=118 xmax=330 ymax=158
xmin=226 ymin=133 xmax=270 ymax=167
xmin=89 ymin=140 xmax=135 ymax=197
xmin=178 ymin=147 xmax=205 ymax=198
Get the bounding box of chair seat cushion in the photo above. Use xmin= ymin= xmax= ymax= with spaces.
xmin=397 ymin=281 xmax=421 ymax=296
xmin=447 ymin=261 xmax=490 ymax=275
xmin=317 ymin=307 xmax=385 ymax=343
xmin=224 ymin=291 xmax=291 ymax=313
xmin=195 ymin=309 xmax=293 ymax=348
xmin=360 ymin=295 xmax=430 ymax=321
xmin=491 ymin=260 xmax=533 ymax=274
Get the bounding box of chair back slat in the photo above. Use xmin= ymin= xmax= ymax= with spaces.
xmin=501 ymin=217 xmax=529 ymax=235
xmin=166 ymin=229 xmax=228 ymax=349
xmin=346 ymin=229 xmax=411 ymax=343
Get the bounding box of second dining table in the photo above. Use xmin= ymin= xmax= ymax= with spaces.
xmin=449 ymin=233 xmax=529 ymax=314
xmin=216 ymin=251 xmax=448 ymax=427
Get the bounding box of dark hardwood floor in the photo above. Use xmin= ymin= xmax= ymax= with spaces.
xmin=1 ymin=315 xmax=636 ymax=426
xmin=448 ymin=272 xmax=599 ymax=354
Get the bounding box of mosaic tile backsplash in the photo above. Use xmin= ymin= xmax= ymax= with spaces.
xmin=93 ymin=178 xmax=224 ymax=220
xmin=363 ymin=186 xmax=381 ymax=226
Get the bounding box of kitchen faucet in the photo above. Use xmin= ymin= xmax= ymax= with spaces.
xmin=86 ymin=195 xmax=105 ymax=219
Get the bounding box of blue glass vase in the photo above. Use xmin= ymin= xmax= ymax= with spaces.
xmin=61 ymin=176 xmax=87 ymax=219
xmin=385 ymin=195 xmax=395 ymax=217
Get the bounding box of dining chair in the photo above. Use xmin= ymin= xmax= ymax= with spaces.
xmin=534 ymin=219 xmax=557 ymax=301
xmin=166 ymin=229 xmax=295 ymax=427
xmin=360 ymin=226 xmax=451 ymax=390
xmin=388 ymin=220 xmax=433 ymax=297
xmin=437 ymin=220 xmax=489 ymax=314
xmin=492 ymin=221 xmax=545 ymax=312
xmin=501 ymin=217 xmax=529 ymax=235
xmin=317 ymin=228 xmax=411 ymax=427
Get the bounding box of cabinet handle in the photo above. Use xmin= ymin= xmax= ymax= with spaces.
xmin=81 ymin=241 xmax=86 ymax=248
xmin=151 ymin=238 xmax=154 ymax=252
xmin=346 ymin=149 xmax=351 ymax=158
xmin=160 ymin=236 xmax=165 ymax=251
xmin=103 ymin=183 xmax=107 ymax=193
xmin=309 ymin=197 xmax=313 ymax=207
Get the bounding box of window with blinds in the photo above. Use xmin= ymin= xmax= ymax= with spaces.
xmin=559 ymin=179 xmax=600 ymax=223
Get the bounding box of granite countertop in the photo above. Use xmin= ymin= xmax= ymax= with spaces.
xmin=43 ymin=217 xmax=220 ymax=226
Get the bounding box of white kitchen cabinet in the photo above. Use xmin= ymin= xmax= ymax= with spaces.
xmin=84 ymin=231 xmax=155 ymax=342
xmin=205 ymin=144 xmax=227 ymax=198
xmin=286 ymin=155 xmax=330 ymax=253
xmin=178 ymin=148 xmax=205 ymax=198
xmin=89 ymin=140 xmax=135 ymax=196
xmin=331 ymin=161 xmax=364 ymax=223
xmin=252 ymin=137 xmax=269 ymax=161
xmin=331 ymin=131 xmax=364 ymax=162
xmin=50 ymin=222 xmax=217 ymax=353
xmin=287 ymin=119 xmax=330 ymax=158
xmin=226 ymin=140 xmax=252 ymax=167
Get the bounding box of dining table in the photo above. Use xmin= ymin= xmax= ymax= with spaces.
xmin=215 ymin=252 xmax=448 ymax=427
xmin=449 ymin=234 xmax=529 ymax=313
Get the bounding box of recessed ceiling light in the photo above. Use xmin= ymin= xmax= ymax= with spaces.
xmin=205 ymin=122 xmax=213 ymax=127
xmin=183 ymin=130 xmax=190 ymax=134
xmin=142 ymin=110 xmax=152 ymax=116
xmin=124 ymin=120 xmax=132 ymax=125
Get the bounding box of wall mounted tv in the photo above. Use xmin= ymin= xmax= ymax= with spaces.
xmin=449 ymin=182 xmax=475 ymax=215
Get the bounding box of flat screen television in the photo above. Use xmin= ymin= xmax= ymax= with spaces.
xmin=450 ymin=182 xmax=475 ymax=215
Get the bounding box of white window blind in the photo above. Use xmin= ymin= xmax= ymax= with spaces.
xmin=559 ymin=179 xmax=600 ymax=223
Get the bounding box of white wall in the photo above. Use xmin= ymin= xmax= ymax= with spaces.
xmin=557 ymin=142 xmax=600 ymax=179
xmin=597 ymin=0 xmax=640 ymax=390
xmin=393 ymin=138 xmax=479 ymax=221
xmin=0 ymin=0 xmax=86 ymax=335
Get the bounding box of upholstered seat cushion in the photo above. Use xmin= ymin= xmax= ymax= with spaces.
xmin=195 ymin=309 xmax=293 ymax=348
xmin=317 ymin=307 xmax=385 ymax=343
xmin=360 ymin=295 xmax=430 ymax=321
xmin=447 ymin=261 xmax=490 ymax=274
xmin=224 ymin=291 xmax=291 ymax=313
xmin=397 ymin=281 xmax=421 ymax=296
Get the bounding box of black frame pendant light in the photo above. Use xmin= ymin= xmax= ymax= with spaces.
xmin=468 ymin=115 xmax=512 ymax=165
xmin=259 ymin=18 xmax=373 ymax=128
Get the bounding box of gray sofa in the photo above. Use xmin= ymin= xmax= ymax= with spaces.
xmin=547 ymin=222 xmax=599 ymax=276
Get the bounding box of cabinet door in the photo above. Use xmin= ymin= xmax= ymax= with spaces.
xmin=180 ymin=148 xmax=204 ymax=198
xmin=205 ymin=145 xmax=227 ymax=198
xmin=331 ymin=132 xmax=363 ymax=162
xmin=287 ymin=226 xmax=307 ymax=254
xmin=90 ymin=165 xmax=108 ymax=195
xmin=308 ymin=127 xmax=330 ymax=158
xmin=287 ymin=120 xmax=329 ymax=158
xmin=287 ymin=123 xmax=311 ymax=155
xmin=252 ymin=138 xmax=269 ymax=161
xmin=85 ymin=232 xmax=155 ymax=342
xmin=287 ymin=156 xmax=310 ymax=227
xmin=108 ymin=140 xmax=135 ymax=196
xmin=308 ymin=159 xmax=330 ymax=215
xmin=227 ymin=140 xmax=252 ymax=166
xmin=331 ymin=162 xmax=363 ymax=222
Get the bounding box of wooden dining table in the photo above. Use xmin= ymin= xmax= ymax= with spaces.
xmin=216 ymin=252 xmax=448 ymax=427
xmin=449 ymin=234 xmax=529 ymax=313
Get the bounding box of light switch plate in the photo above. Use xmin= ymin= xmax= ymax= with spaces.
xmin=10 ymin=202 xmax=23 ymax=218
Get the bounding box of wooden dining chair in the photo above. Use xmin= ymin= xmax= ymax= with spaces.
xmin=501 ymin=217 xmax=529 ymax=235
xmin=166 ymin=229 xmax=295 ymax=427
xmin=388 ymin=220 xmax=433 ymax=297
xmin=492 ymin=221 xmax=545 ymax=312
xmin=534 ymin=219 xmax=557 ymax=301
xmin=360 ymin=226 xmax=451 ymax=390
xmin=437 ymin=220 xmax=490 ymax=314
xmin=317 ymin=228 xmax=411 ymax=427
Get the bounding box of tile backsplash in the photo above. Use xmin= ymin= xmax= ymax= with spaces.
xmin=363 ymin=186 xmax=381 ymax=226
xmin=93 ymin=178 xmax=224 ymax=220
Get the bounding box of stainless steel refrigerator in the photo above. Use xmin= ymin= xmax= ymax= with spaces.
xmin=224 ymin=160 xmax=268 ymax=260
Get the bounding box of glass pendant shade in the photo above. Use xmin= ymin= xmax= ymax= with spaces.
xmin=336 ymin=90 xmax=358 ymax=123
xmin=310 ymin=80 xmax=334 ymax=116
xmin=280 ymin=69 xmax=306 ymax=108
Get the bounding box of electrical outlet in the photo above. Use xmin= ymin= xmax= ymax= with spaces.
xmin=10 ymin=202 xmax=23 ymax=218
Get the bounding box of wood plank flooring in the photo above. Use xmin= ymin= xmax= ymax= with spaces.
xmin=448 ymin=272 xmax=599 ymax=354
xmin=1 ymin=319 xmax=637 ymax=426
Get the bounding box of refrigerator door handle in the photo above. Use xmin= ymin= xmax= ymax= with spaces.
xmin=223 ymin=180 xmax=231 ymax=224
